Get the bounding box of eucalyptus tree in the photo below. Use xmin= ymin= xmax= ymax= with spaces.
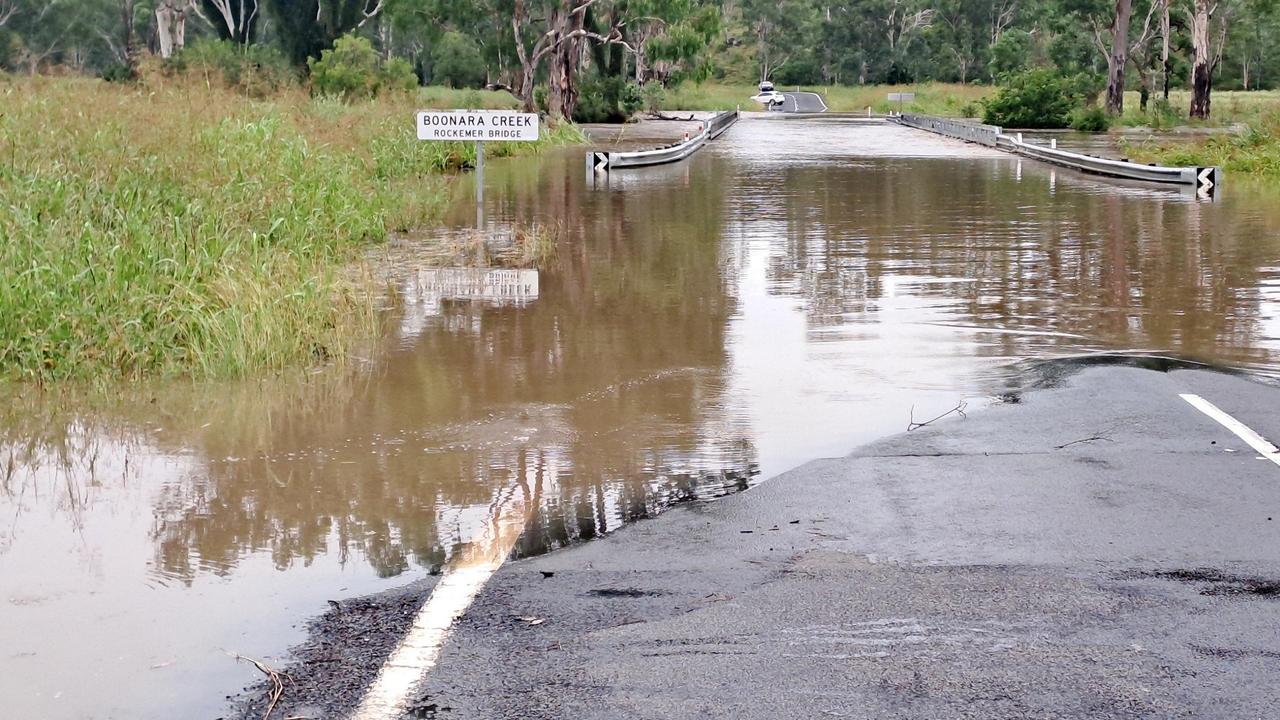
xmin=199 ymin=0 xmax=261 ymax=45
xmin=1186 ymin=0 xmax=1237 ymax=118
xmin=266 ymin=0 xmax=385 ymax=65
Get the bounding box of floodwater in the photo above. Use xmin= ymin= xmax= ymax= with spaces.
xmin=4 ymin=117 xmax=1280 ymax=719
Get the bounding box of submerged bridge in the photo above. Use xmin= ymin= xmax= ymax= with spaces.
xmin=587 ymin=105 xmax=1221 ymax=198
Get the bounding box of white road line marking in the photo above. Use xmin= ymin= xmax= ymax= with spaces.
xmin=351 ymin=489 xmax=527 ymax=720
xmin=1179 ymin=393 xmax=1280 ymax=468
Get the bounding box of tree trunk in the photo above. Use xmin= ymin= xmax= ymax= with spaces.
xmin=1189 ymin=0 xmax=1212 ymax=119
xmin=1160 ymin=0 xmax=1171 ymax=101
xmin=121 ymin=0 xmax=138 ymax=76
xmin=1105 ymin=0 xmax=1134 ymax=115
xmin=155 ymin=0 xmax=190 ymax=59
xmin=518 ymin=65 xmax=536 ymax=113
xmin=547 ymin=6 xmax=565 ymax=117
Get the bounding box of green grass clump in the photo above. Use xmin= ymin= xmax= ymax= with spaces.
xmin=1125 ymin=112 xmax=1280 ymax=175
xmin=0 ymin=78 xmax=580 ymax=383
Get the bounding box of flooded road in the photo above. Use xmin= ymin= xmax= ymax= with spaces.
xmin=4 ymin=117 xmax=1280 ymax=719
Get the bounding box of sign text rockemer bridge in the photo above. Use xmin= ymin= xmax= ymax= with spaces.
xmin=416 ymin=110 xmax=540 ymax=142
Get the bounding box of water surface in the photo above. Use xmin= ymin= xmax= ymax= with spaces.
xmin=4 ymin=117 xmax=1280 ymax=719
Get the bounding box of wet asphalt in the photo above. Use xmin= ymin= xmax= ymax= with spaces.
xmin=780 ymin=92 xmax=828 ymax=113
xmin=231 ymin=363 xmax=1280 ymax=719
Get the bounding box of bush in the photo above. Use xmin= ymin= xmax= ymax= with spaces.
xmin=573 ymin=76 xmax=643 ymax=123
xmin=982 ymin=69 xmax=1077 ymax=128
xmin=309 ymin=35 xmax=381 ymax=99
xmin=102 ymin=63 xmax=134 ymax=83
xmin=308 ymin=35 xmax=418 ymax=100
xmin=430 ymin=31 xmax=485 ymax=88
xmin=642 ymin=82 xmax=666 ymax=116
xmin=179 ymin=39 xmax=294 ymax=97
xmin=1068 ymin=105 xmax=1110 ymax=132
xmin=1145 ymin=98 xmax=1182 ymax=130
xmin=383 ymin=57 xmax=419 ymax=94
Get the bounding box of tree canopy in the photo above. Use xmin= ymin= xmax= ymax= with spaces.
xmin=2 ymin=0 xmax=1278 ymax=119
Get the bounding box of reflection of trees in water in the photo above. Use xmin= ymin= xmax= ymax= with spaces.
xmin=143 ymin=150 xmax=756 ymax=581
xmin=742 ymin=159 xmax=1280 ymax=368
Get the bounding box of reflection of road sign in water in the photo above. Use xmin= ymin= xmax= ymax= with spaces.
xmin=416 ymin=110 xmax=539 ymax=141
xmin=416 ymin=268 xmax=540 ymax=304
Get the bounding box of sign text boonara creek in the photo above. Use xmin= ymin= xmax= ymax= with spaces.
xmin=416 ymin=110 xmax=540 ymax=142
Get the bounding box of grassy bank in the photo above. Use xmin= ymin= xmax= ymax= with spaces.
xmin=1118 ymin=89 xmax=1280 ymax=128
xmin=0 ymin=77 xmax=581 ymax=383
xmin=662 ymin=82 xmax=989 ymax=115
xmin=1125 ymin=112 xmax=1280 ymax=175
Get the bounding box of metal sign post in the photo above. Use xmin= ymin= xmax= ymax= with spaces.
xmin=416 ymin=109 xmax=540 ymax=231
xmin=475 ymin=140 xmax=484 ymax=228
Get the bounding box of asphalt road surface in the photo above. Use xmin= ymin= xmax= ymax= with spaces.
xmin=233 ymin=362 xmax=1280 ymax=719
xmin=779 ymin=91 xmax=828 ymax=113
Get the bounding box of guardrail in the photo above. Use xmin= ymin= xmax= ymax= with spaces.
xmin=587 ymin=109 xmax=739 ymax=173
xmin=893 ymin=113 xmax=1220 ymax=195
xmin=897 ymin=114 xmax=1002 ymax=147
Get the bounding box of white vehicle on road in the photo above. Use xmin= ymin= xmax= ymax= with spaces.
xmin=750 ymin=81 xmax=786 ymax=109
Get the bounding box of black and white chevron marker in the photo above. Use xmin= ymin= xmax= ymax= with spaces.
xmin=1196 ymin=167 xmax=1218 ymax=198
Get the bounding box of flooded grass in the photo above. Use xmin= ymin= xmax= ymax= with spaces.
xmin=420 ymin=224 xmax=562 ymax=269
xmin=0 ymin=77 xmax=582 ymax=383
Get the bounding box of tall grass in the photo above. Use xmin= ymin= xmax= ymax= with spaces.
xmin=1125 ymin=111 xmax=1280 ymax=175
xmin=0 ymin=78 xmax=581 ymax=383
xmin=1119 ymin=89 xmax=1280 ymax=128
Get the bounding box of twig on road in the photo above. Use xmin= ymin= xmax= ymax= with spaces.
xmin=908 ymin=401 xmax=968 ymax=431
xmin=1054 ymin=434 xmax=1115 ymax=450
xmin=226 ymin=651 xmax=290 ymax=720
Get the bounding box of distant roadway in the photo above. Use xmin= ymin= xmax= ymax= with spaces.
xmin=780 ymin=91 xmax=828 ymax=113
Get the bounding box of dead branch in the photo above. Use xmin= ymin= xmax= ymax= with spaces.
xmin=646 ymin=111 xmax=694 ymax=121
xmin=907 ymin=401 xmax=968 ymax=431
xmin=226 ymin=651 xmax=289 ymax=720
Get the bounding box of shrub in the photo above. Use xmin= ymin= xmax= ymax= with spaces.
xmin=102 ymin=63 xmax=134 ymax=83
xmin=982 ymin=69 xmax=1076 ymax=128
xmin=430 ymin=31 xmax=485 ymax=88
xmin=1068 ymin=105 xmax=1110 ymax=132
xmin=308 ymin=35 xmax=382 ymax=100
xmin=179 ymin=39 xmax=295 ymax=97
xmin=383 ymin=57 xmax=419 ymax=94
xmin=573 ymin=76 xmax=643 ymax=123
xmin=642 ymin=82 xmax=666 ymax=116
xmin=1146 ymin=98 xmax=1182 ymax=130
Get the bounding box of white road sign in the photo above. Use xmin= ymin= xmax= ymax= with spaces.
xmin=416 ymin=110 xmax=540 ymax=142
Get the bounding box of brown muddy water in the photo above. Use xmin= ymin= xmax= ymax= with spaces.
xmin=4 ymin=117 xmax=1280 ymax=719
